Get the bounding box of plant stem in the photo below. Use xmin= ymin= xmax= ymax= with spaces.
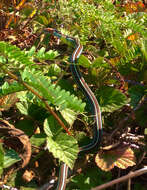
xmin=0 ymin=66 xmax=71 ymax=135
xmin=91 ymin=167 xmax=147 ymax=190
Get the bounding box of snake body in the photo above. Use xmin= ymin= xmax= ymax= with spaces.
xmin=44 ymin=28 xmax=103 ymax=190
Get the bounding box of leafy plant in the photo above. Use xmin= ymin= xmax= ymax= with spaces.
xmin=0 ymin=0 xmax=146 ymax=189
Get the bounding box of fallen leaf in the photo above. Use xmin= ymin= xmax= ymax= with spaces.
xmin=0 ymin=119 xmax=31 ymax=168
xmin=95 ymin=143 xmax=136 ymax=171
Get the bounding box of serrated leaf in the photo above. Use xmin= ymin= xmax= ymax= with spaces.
xmin=30 ymin=134 xmax=46 ymax=147
xmin=44 ymin=116 xmax=62 ymax=137
xmin=0 ymin=41 xmax=35 ymax=66
xmin=21 ymin=68 xmax=86 ymax=112
xmin=96 ymin=86 xmax=129 ymax=112
xmin=60 ymin=108 xmax=77 ymax=126
xmin=46 ymin=133 xmax=78 ymax=169
xmin=95 ymin=145 xmax=136 ymax=171
xmin=78 ymin=55 xmax=91 ymax=68
xmin=4 ymin=149 xmax=21 ymax=168
xmin=46 ymin=134 xmax=78 ymax=169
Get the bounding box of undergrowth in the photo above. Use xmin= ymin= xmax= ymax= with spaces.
xmin=0 ymin=0 xmax=146 ymax=190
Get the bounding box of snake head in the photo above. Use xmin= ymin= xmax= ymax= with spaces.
xmin=44 ymin=27 xmax=55 ymax=33
xmin=44 ymin=27 xmax=62 ymax=39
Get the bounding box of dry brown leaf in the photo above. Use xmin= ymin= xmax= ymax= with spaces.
xmin=95 ymin=143 xmax=136 ymax=171
xmin=0 ymin=119 xmax=31 ymax=168
xmin=0 ymin=93 xmax=18 ymax=111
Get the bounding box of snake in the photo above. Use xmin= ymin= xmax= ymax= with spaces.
xmin=44 ymin=28 xmax=103 ymax=190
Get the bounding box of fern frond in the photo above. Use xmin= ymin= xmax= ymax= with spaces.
xmin=0 ymin=81 xmax=25 ymax=97
xmin=0 ymin=41 xmax=34 ymax=66
xmin=21 ymin=68 xmax=85 ymax=112
xmin=120 ymin=45 xmax=141 ymax=64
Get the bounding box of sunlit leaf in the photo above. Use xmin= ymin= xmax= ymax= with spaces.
xmin=0 ymin=81 xmax=25 ymax=97
xmin=78 ymin=55 xmax=91 ymax=68
xmin=60 ymin=108 xmax=77 ymax=126
xmin=95 ymin=145 xmax=136 ymax=171
xmin=44 ymin=116 xmax=78 ymax=169
xmin=46 ymin=133 xmax=78 ymax=169
xmin=39 ymin=15 xmax=50 ymax=25
xmin=16 ymin=101 xmax=29 ymax=115
xmin=44 ymin=116 xmax=62 ymax=137
xmin=96 ymin=86 xmax=129 ymax=112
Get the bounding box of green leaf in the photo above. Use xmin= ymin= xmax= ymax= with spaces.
xmin=27 ymin=46 xmax=36 ymax=57
xmin=48 ymin=64 xmax=61 ymax=76
xmin=46 ymin=133 xmax=78 ymax=169
xmin=128 ymin=85 xmax=145 ymax=108
xmin=0 ymin=144 xmax=4 ymax=175
xmin=39 ymin=15 xmax=50 ymax=25
xmin=45 ymin=116 xmax=78 ymax=169
xmin=15 ymin=119 xmax=35 ymax=136
xmin=0 ymin=81 xmax=25 ymax=97
xmin=96 ymin=86 xmax=129 ymax=112
xmin=36 ymin=47 xmax=46 ymax=58
xmin=21 ymin=68 xmax=86 ymax=112
xmin=70 ymin=167 xmax=112 ymax=189
xmin=0 ymin=41 xmax=35 ymax=66
xmin=4 ymin=149 xmax=21 ymax=168
xmin=44 ymin=50 xmax=59 ymax=60
xmin=78 ymin=55 xmax=91 ymax=68
xmin=92 ymin=57 xmax=109 ymax=68
xmin=60 ymin=108 xmax=77 ymax=126
xmin=44 ymin=116 xmax=62 ymax=137
xmin=0 ymin=56 xmax=6 ymax=63
xmin=16 ymin=101 xmax=29 ymax=115
xmin=30 ymin=133 xmax=46 ymax=147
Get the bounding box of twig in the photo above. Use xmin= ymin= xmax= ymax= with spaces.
xmin=91 ymin=167 xmax=147 ymax=190
xmin=0 ymin=65 xmax=71 ymax=135
xmin=128 ymin=177 xmax=131 ymax=190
